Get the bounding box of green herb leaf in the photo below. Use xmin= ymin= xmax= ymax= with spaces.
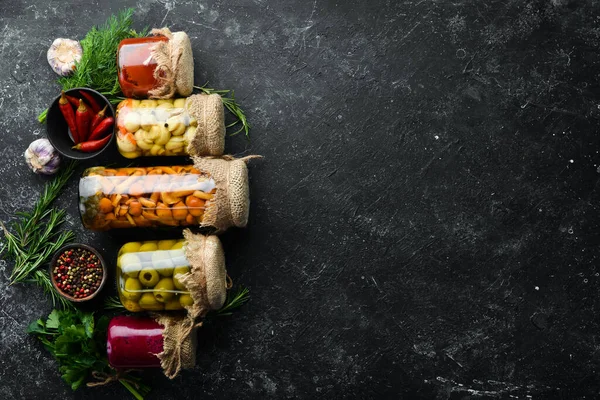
xmin=46 ymin=310 xmax=61 ymax=330
xmin=38 ymin=9 xmax=147 ymax=122
xmin=1 ymin=161 xmax=77 ymax=307
xmin=28 ymin=309 xmax=151 ymax=398
xmin=194 ymin=84 xmax=251 ymax=138
xmin=81 ymin=313 xmax=94 ymax=339
xmin=211 ymin=286 xmax=250 ymax=317
xmin=26 ymin=319 xmax=47 ymax=335
xmin=103 ymin=296 xmax=126 ymax=311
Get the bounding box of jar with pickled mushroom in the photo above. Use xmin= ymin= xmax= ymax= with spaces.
xmin=79 ymin=165 xmax=215 ymax=231
xmin=116 ymin=233 xmax=227 ymax=313
xmin=79 ymin=157 xmax=256 ymax=232
xmin=115 ymin=93 xmax=224 ymax=159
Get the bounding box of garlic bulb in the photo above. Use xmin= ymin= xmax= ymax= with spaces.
xmin=25 ymin=139 xmax=61 ymax=175
xmin=47 ymin=38 xmax=82 ymax=76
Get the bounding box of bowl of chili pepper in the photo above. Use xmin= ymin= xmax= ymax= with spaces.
xmin=49 ymin=243 xmax=107 ymax=302
xmin=46 ymin=87 xmax=115 ymax=160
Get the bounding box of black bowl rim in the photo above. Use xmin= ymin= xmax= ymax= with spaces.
xmin=49 ymin=243 xmax=108 ymax=302
xmin=46 ymin=87 xmax=115 ymax=160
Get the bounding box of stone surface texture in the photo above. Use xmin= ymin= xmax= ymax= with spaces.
xmin=0 ymin=0 xmax=599 ymax=399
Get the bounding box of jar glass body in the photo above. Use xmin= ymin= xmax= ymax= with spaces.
xmin=107 ymin=316 xmax=163 ymax=368
xmin=78 ymin=165 xmax=216 ymax=231
xmin=117 ymin=239 xmax=193 ymax=312
xmin=117 ymin=37 xmax=168 ymax=98
xmin=115 ymin=98 xmax=196 ymax=159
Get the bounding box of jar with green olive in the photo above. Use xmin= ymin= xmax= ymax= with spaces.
xmin=117 ymin=239 xmax=194 ymax=312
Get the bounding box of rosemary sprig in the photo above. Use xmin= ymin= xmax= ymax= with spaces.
xmin=38 ymin=9 xmax=146 ymax=122
xmin=194 ymin=85 xmax=251 ymax=138
xmin=212 ymin=286 xmax=250 ymax=317
xmin=1 ymin=161 xmax=77 ymax=307
xmin=103 ymin=296 xmax=126 ymax=311
xmin=29 ymin=270 xmax=72 ymax=309
xmin=104 ymin=287 xmax=250 ymax=316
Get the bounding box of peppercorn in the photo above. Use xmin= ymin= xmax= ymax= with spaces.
xmin=52 ymin=247 xmax=103 ymax=299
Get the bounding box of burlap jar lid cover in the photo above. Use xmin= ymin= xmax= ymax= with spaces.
xmin=154 ymin=230 xmax=228 ymax=379
xmin=193 ymin=155 xmax=262 ymax=233
xmin=185 ymin=94 xmax=225 ymax=157
xmin=148 ymin=28 xmax=194 ymax=99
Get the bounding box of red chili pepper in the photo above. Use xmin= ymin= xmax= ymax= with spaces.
xmin=88 ymin=116 xmax=114 ymax=141
xmin=72 ymin=134 xmax=111 ymax=152
xmin=65 ymin=94 xmax=80 ymax=109
xmin=90 ymin=105 xmax=107 ymax=132
xmin=59 ymin=91 xmax=79 ymax=143
xmin=76 ymin=99 xmax=91 ymax=142
xmin=79 ymin=91 xmax=102 ymax=114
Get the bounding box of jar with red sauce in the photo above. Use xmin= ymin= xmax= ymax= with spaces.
xmin=117 ymin=29 xmax=194 ymax=99
xmin=107 ymin=315 xmax=163 ymax=368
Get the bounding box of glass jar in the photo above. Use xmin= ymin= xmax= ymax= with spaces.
xmin=117 ymin=30 xmax=193 ymax=99
xmin=107 ymin=315 xmax=163 ymax=368
xmin=116 ymin=239 xmax=193 ymax=312
xmin=117 ymin=37 xmax=168 ymax=98
xmin=115 ymin=95 xmax=225 ymax=159
xmin=78 ymin=165 xmax=216 ymax=231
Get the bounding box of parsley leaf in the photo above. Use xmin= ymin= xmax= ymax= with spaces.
xmin=28 ymin=309 xmax=150 ymax=399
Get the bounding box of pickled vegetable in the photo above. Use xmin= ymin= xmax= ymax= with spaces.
xmin=115 ymin=94 xmax=224 ymax=158
xmin=79 ymin=165 xmax=216 ymax=231
xmin=107 ymin=316 xmax=163 ymax=368
xmin=116 ymin=239 xmax=193 ymax=312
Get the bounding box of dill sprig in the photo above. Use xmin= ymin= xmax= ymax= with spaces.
xmin=194 ymin=85 xmax=251 ymax=138
xmin=1 ymin=161 xmax=77 ymax=308
xmin=38 ymin=9 xmax=146 ymax=122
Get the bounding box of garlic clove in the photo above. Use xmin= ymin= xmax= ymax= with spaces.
xmin=47 ymin=38 xmax=82 ymax=76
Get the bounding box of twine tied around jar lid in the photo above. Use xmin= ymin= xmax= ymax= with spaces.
xmin=154 ymin=231 xmax=228 ymax=378
xmin=147 ymin=27 xmax=194 ymax=99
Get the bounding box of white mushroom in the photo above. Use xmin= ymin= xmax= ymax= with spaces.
xmin=47 ymin=38 xmax=82 ymax=76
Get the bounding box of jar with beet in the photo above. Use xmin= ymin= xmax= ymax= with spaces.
xmin=107 ymin=315 xmax=163 ymax=368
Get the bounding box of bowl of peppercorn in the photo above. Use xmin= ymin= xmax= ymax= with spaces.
xmin=49 ymin=243 xmax=107 ymax=302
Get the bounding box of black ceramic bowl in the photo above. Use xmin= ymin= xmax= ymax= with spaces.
xmin=49 ymin=243 xmax=107 ymax=303
xmin=46 ymin=88 xmax=115 ymax=160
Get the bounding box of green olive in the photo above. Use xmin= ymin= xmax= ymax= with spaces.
xmin=152 ymin=251 xmax=174 ymax=276
xmin=158 ymin=240 xmax=177 ymax=250
xmin=118 ymin=242 xmax=142 ymax=256
xmin=118 ymin=253 xmax=142 ymax=278
xmin=139 ymin=242 xmax=159 ymax=252
xmin=173 ymin=266 xmax=190 ymax=290
xmin=164 ymin=297 xmax=182 ymax=310
xmin=171 ymin=241 xmax=184 ymax=250
xmin=153 ymin=278 xmax=175 ymax=303
xmin=139 ymin=268 xmax=160 ymax=287
xmin=121 ymin=278 xmax=142 ymax=301
xmin=179 ymin=294 xmax=194 ymax=307
xmin=138 ymin=292 xmax=164 ymax=310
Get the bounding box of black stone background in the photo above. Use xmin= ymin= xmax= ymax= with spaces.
xmin=0 ymin=0 xmax=599 ymax=399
